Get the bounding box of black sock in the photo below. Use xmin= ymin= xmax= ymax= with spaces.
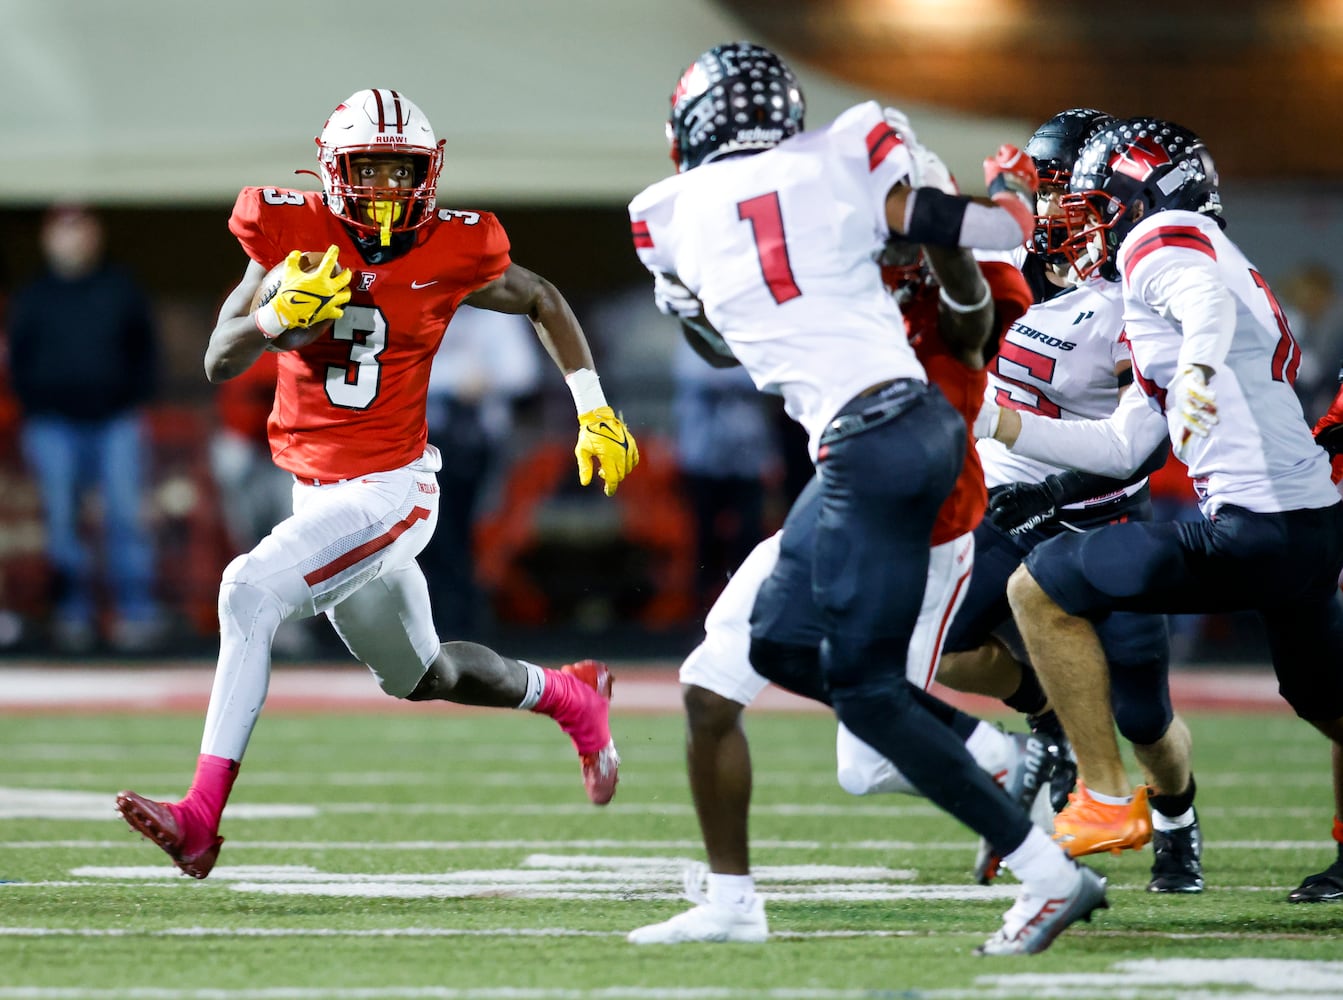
xmin=1003 ymin=665 xmax=1048 ymax=717
xmin=1027 ymin=708 xmax=1066 ymax=745
xmin=1150 ymin=774 xmax=1197 ymax=819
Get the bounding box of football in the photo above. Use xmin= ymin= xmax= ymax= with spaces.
xmin=250 ymin=251 xmax=345 ymax=352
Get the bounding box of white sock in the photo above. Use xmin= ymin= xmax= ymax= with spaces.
xmin=1003 ymin=826 xmax=1078 ymax=893
xmin=1088 ymin=787 xmax=1133 ymax=806
xmin=1152 ymin=806 xmax=1195 ymax=831
xmin=707 ymin=873 xmax=756 ymax=909
xmin=965 ymin=722 xmax=1013 ymax=782
xmin=516 ymin=661 xmax=545 ymax=710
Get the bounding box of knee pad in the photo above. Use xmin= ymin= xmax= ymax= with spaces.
xmin=218 ymin=558 xmax=286 ymax=646
xmin=1112 ymin=685 xmax=1173 ymax=746
xmin=748 ymin=637 xmax=830 ymax=705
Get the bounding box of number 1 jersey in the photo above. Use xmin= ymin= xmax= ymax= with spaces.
xmin=629 ymin=101 xmax=926 ymax=460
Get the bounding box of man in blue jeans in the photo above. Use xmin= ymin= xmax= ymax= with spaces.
xmin=9 ymin=205 xmax=165 ymax=653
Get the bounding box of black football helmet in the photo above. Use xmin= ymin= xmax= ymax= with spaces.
xmin=667 ymin=42 xmax=805 ymax=173
xmin=1023 ymin=109 xmax=1115 ymax=264
xmin=1059 ymin=117 xmax=1223 ymax=280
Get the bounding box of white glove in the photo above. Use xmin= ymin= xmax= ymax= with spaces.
xmin=653 ymin=271 xmax=703 ymax=320
xmin=883 ymin=107 xmax=957 ymax=195
xmin=1168 ymin=364 xmax=1218 ymax=461
xmin=972 ymin=401 xmax=1001 ymax=439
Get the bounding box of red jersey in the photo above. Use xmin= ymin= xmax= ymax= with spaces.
xmin=892 ymin=261 xmax=1033 ymax=544
xmin=229 ymin=188 xmax=511 ymax=480
xmin=1311 ymin=381 xmax=1343 ymax=486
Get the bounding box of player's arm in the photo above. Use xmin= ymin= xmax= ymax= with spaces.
xmin=204 ymin=260 xmax=271 ymax=383
xmin=649 ymin=271 xmax=739 ymax=369
xmin=463 ymin=263 xmax=639 ymax=495
xmin=986 ymin=442 xmax=1170 ymax=535
xmin=983 ymin=386 xmax=1168 ymax=478
xmin=885 ymin=146 xmax=1038 ymax=252
xmin=923 ymin=245 xmax=992 ymax=370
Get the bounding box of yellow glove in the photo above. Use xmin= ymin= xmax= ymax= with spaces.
xmin=576 ymin=406 xmax=640 ymax=496
xmin=256 ymin=245 xmax=352 ymax=338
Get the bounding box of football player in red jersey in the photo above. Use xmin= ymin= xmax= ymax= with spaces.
xmin=114 ymin=89 xmax=638 ymax=878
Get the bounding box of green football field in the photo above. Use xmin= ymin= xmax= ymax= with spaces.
xmin=2 ymin=672 xmax=1342 ymax=999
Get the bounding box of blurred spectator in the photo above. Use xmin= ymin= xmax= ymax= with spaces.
xmin=1280 ymin=261 xmax=1343 ymax=423
xmin=8 ymin=205 xmax=165 ymax=653
xmin=671 ymin=336 xmax=782 ymax=615
xmin=209 ymin=350 xmax=316 ymax=658
xmin=419 ymin=304 xmax=542 ymax=635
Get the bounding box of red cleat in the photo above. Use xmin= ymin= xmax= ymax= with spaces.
xmin=561 ymin=660 xmax=620 ymax=806
xmin=115 ymin=790 xmax=222 ymax=879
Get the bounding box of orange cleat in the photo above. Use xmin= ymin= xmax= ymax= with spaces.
xmin=1052 ymin=782 xmax=1152 ymax=858
xmin=560 ymin=660 xmax=620 ymax=806
xmin=115 ymin=790 xmax=222 ymax=879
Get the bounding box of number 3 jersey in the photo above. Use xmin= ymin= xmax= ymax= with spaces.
xmin=229 ymin=187 xmax=511 ymax=481
xmin=628 ymin=101 xmax=926 ymax=460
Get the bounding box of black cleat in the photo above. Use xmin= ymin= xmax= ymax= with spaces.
xmin=1147 ymin=811 xmax=1204 ymax=893
xmin=1287 ymin=856 xmax=1343 ymax=903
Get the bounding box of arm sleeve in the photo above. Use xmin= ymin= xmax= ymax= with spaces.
xmin=1011 ymin=387 xmax=1169 ymax=477
xmin=903 ymin=189 xmax=1027 ymax=251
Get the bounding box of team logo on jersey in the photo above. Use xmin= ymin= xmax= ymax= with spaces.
xmin=355 ymin=272 xmax=377 ymax=292
xmin=1110 ymin=136 xmax=1171 ymax=182
xmin=1073 ymin=310 xmax=1094 ymax=325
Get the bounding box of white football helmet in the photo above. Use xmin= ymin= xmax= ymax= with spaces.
xmin=315 ymin=89 xmax=445 ymax=241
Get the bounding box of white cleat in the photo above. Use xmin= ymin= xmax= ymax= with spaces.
xmin=628 ymin=864 xmax=769 ymax=945
xmin=975 ymin=863 xmax=1108 ymax=956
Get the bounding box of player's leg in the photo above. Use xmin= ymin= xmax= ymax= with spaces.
xmin=115 ymin=461 xmax=442 ymax=875
xmin=804 ymin=391 xmax=1093 ymax=935
xmin=936 ymin=519 xmax=1066 ymax=762
xmin=1097 ymin=605 xmax=1201 ymax=891
xmin=1006 ymin=521 xmax=1188 ymax=859
xmin=628 ymin=532 xmax=783 ymax=944
xmin=1257 ymin=521 xmax=1343 ymax=902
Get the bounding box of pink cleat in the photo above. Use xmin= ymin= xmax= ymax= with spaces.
xmin=560 ymin=660 xmax=620 ymax=805
xmin=115 ymin=790 xmax=223 ymax=879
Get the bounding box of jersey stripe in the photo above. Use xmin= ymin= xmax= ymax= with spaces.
xmin=1122 ymin=225 xmax=1216 ymax=282
xmin=303 ymin=506 xmax=431 ymax=586
xmin=866 ymin=122 xmax=903 ymax=172
xmin=631 ymin=220 xmax=654 ymax=249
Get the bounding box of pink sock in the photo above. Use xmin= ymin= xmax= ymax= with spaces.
xmin=532 ymin=668 xmax=608 ymax=754
xmin=172 ymin=754 xmax=239 ymax=853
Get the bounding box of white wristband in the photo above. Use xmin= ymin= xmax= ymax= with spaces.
xmin=254 ymin=301 xmax=286 ymax=340
xmin=565 ymin=368 xmax=608 ymax=414
xmin=939 ymin=282 xmax=992 ymax=314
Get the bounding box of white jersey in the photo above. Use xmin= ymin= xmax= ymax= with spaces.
xmin=1119 ymin=210 xmax=1336 ymax=514
xmin=629 ymin=101 xmax=925 ymax=459
xmin=1010 ymin=210 xmax=1338 ymax=516
xmin=977 ymin=276 xmax=1137 ymax=506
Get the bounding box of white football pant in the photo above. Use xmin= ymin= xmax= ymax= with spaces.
xmin=201 ymin=447 xmax=444 ymax=761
